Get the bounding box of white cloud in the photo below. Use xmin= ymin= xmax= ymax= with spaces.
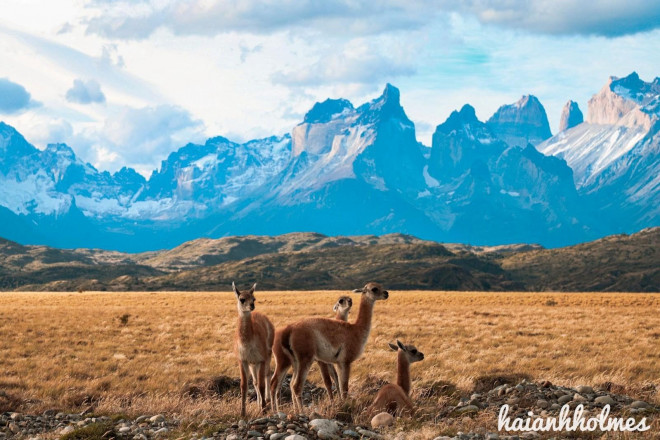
xmin=450 ymin=0 xmax=660 ymax=37
xmin=83 ymin=0 xmax=432 ymax=39
xmin=0 ymin=78 xmax=39 ymax=114
xmin=65 ymin=78 xmax=106 ymax=104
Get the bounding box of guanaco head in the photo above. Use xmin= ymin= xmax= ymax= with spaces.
xmin=232 ymin=281 xmax=257 ymax=315
xmin=388 ymin=340 xmax=424 ymax=363
xmin=352 ymin=281 xmax=389 ymax=302
xmin=333 ymin=295 xmax=353 ymax=321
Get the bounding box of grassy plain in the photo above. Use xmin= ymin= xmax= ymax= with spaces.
xmin=1 ymin=290 xmax=659 ymax=438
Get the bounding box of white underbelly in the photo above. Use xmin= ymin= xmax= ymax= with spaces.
xmin=313 ymin=330 xmax=344 ymax=363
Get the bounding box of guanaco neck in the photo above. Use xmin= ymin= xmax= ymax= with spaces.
xmin=353 ymin=295 xmax=375 ymax=340
xmin=237 ymin=311 xmax=254 ymax=341
xmin=335 ymin=310 xmax=348 ymax=321
xmin=397 ymin=350 xmax=411 ymax=395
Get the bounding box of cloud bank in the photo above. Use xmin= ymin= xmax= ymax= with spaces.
xmin=66 ymin=79 xmax=106 ymax=104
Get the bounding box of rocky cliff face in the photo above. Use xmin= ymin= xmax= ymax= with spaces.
xmin=558 ymin=100 xmax=583 ymax=132
xmin=486 ymin=95 xmax=552 ymax=148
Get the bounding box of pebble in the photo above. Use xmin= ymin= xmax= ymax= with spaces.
xmin=309 ymin=419 xmax=339 ymax=434
xmin=119 ymin=426 xmax=132 ymax=433
xmin=283 ymin=435 xmax=307 ymax=440
xmin=357 ymin=428 xmax=382 ymax=439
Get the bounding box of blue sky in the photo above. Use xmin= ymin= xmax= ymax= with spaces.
xmin=1 ymin=0 xmax=659 ymax=175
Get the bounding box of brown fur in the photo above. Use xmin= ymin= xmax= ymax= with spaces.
xmin=271 ymin=282 xmax=389 ymax=413
xmin=270 ymin=295 xmax=353 ymax=411
xmin=233 ymin=282 xmax=274 ymax=417
xmin=369 ymin=340 xmax=424 ymax=416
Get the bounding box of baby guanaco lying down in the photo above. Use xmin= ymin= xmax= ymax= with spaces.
xmin=369 ymin=340 xmax=424 ymax=415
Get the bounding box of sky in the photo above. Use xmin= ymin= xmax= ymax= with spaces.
xmin=1 ymin=0 xmax=659 ymax=176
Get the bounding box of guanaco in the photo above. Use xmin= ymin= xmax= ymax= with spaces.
xmin=233 ymin=281 xmax=274 ymax=417
xmin=369 ymin=340 xmax=424 ymax=415
xmin=270 ymin=295 xmax=353 ymax=411
xmin=271 ymin=282 xmax=389 ymax=413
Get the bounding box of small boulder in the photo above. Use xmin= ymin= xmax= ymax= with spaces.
xmin=371 ymin=412 xmax=395 ymax=428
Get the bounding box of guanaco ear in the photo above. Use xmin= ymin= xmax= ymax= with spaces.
xmin=388 ymin=342 xmax=398 ymax=351
xmin=249 ymin=283 xmax=257 ymax=293
xmin=352 ymin=288 xmax=365 ymax=293
xmin=333 ymin=304 xmax=339 ymax=313
xmin=232 ymin=281 xmax=240 ymax=296
xmin=397 ymin=340 xmax=405 ymax=350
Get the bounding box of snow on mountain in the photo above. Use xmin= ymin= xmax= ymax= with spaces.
xmin=558 ymin=100 xmax=583 ymax=132
xmin=0 ymin=75 xmax=657 ymax=251
xmin=486 ymin=95 xmax=552 ymax=148
xmin=539 ymin=72 xmax=659 ymax=188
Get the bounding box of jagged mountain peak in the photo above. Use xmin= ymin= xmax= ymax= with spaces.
xmin=486 ymin=94 xmax=552 ymax=148
xmin=357 ymin=83 xmax=410 ymax=125
xmin=558 ymin=100 xmax=584 ymax=132
xmin=609 ymin=72 xmax=660 ymax=105
xmin=303 ymin=98 xmax=354 ymax=124
xmin=435 ymin=104 xmax=486 ymax=137
xmin=0 ymin=121 xmax=38 ymax=157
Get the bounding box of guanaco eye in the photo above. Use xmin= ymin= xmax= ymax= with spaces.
xmin=411 ymin=349 xmax=417 ymax=354
xmin=240 ymin=298 xmax=245 ymax=303
xmin=371 ymin=287 xmax=378 ymax=293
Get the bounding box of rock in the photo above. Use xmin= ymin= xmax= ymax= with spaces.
xmin=371 ymin=412 xmax=394 ymax=428
xmin=576 ymin=386 xmax=593 ymax=395
xmin=135 ymin=415 xmax=148 ymax=423
xmin=630 ymin=401 xmax=648 ymax=409
xmin=536 ymin=399 xmax=549 ymax=409
xmin=309 ymin=419 xmax=339 ymax=434
xmin=154 ymin=427 xmax=168 ymax=435
xmin=9 ymin=413 xmax=23 ymax=421
xmin=226 ymin=435 xmax=240 ymax=440
xmin=557 ymin=395 xmax=573 ymax=404
xmin=573 ymin=393 xmax=587 ymax=402
xmin=343 ymin=430 xmax=360 ymax=438
xmin=59 ymin=426 xmax=75 ymax=435
xmin=317 ymin=432 xmax=339 ymax=440
xmin=456 ymin=405 xmax=480 ymax=414
xmin=594 ymin=396 xmax=615 ymax=405
xmin=119 ymin=426 xmax=131 ymax=433
xmin=270 ymin=434 xmax=288 ymax=440
xmin=284 ymin=436 xmax=307 ymax=440
xmin=149 ymin=414 xmax=165 ymax=423
xmin=357 ymin=429 xmax=382 ymax=439
xmin=248 ymin=430 xmax=263 ymax=437
xmin=559 ymin=100 xmax=584 ymax=131
xmin=433 ymin=437 xmax=452 ymax=440
xmin=239 ymin=420 xmax=248 ymax=428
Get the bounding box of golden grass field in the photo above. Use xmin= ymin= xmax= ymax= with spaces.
xmin=1 ymin=290 xmax=659 ymax=438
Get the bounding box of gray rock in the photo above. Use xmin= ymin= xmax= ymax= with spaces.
xmin=572 ymin=393 xmax=587 ymax=402
xmin=357 ymin=429 xmax=382 ymax=439
xmin=119 ymin=426 xmax=132 ymax=433
xmin=149 ymin=414 xmax=165 ymax=423
xmin=248 ymin=430 xmax=263 ymax=437
xmin=343 ymin=430 xmax=360 ymax=438
xmin=284 ymin=435 xmax=307 ymax=440
xmin=309 ymin=419 xmax=339 ymax=435
xmin=227 ymin=435 xmax=240 ymax=440
xmin=456 ymin=405 xmax=479 ymax=414
xmin=576 ymin=386 xmax=593 ymax=395
xmin=630 ymin=401 xmax=648 ymax=409
xmin=594 ymin=396 xmax=615 ymax=405
xmin=59 ymin=426 xmax=75 ymax=435
xmin=557 ymin=395 xmax=573 ymax=404
xmin=135 ymin=415 xmax=149 ymax=423
xmin=536 ymin=400 xmax=549 ymax=409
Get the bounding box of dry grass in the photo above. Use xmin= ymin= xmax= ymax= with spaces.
xmin=1 ymin=290 xmax=659 ymax=438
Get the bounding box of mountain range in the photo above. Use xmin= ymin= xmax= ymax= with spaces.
xmin=0 ymin=72 xmax=658 ymax=252
xmin=1 ymin=228 xmax=657 ymax=292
